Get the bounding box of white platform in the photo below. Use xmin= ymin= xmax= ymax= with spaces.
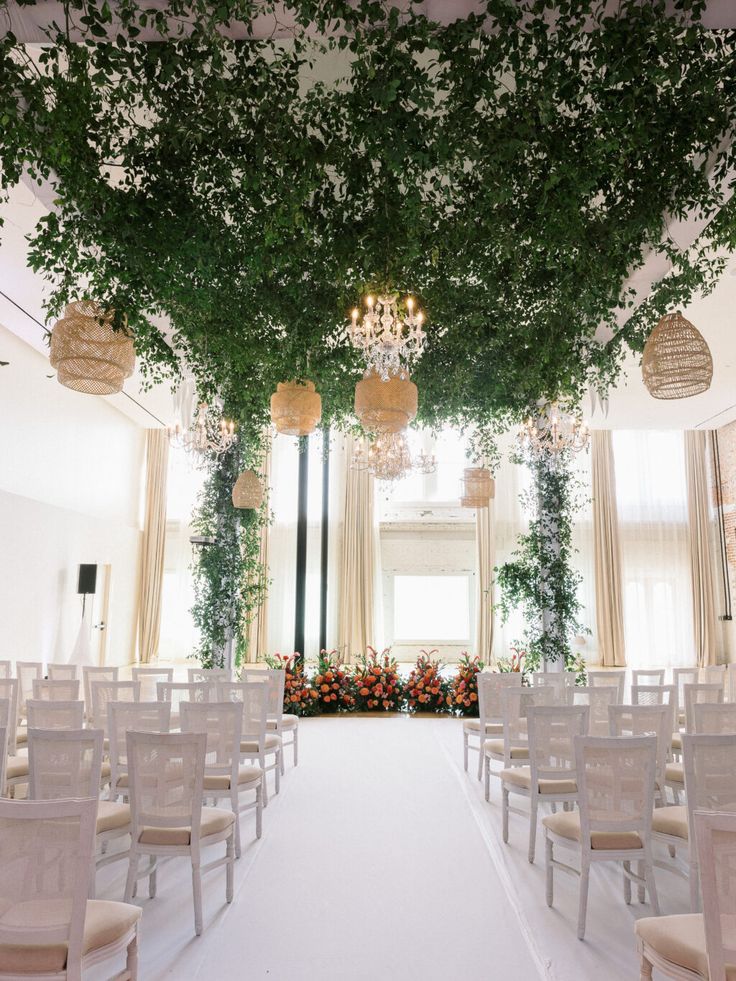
xmin=93 ymin=715 xmax=690 ymax=980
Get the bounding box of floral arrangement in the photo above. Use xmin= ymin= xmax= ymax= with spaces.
xmin=405 ymin=650 xmax=450 ymax=713
xmin=313 ymin=650 xmax=355 ymax=713
xmin=495 ymin=646 xmax=529 ymax=683
xmin=264 ymin=653 xmax=320 ymax=717
xmin=351 ymin=647 xmax=405 ymax=712
xmin=447 ymin=653 xmax=484 ymax=716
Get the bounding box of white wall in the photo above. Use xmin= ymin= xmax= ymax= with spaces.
xmin=0 ymin=323 xmax=145 ymax=667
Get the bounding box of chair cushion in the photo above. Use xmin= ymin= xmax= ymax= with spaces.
xmin=240 ymin=734 xmax=281 ymax=753
xmin=0 ymin=899 xmax=140 ymax=974
xmin=635 ymin=913 xmax=736 ymax=980
xmin=666 ymin=762 xmax=684 ymax=784
xmin=15 ymin=728 xmax=26 ymax=746
xmin=267 ymin=714 xmax=299 ymax=731
xmin=500 ymin=766 xmax=577 ymax=796
xmin=651 ymin=805 xmax=688 ymax=841
xmin=96 ymin=801 xmax=131 ymax=835
xmin=100 ymin=761 xmax=111 ymax=780
xmin=484 ymin=739 xmax=529 ymax=759
xmin=203 ymin=765 xmax=263 ymax=791
xmin=6 ymin=756 xmax=29 ymax=780
xmin=543 ymin=810 xmax=643 ymax=850
xmin=464 ymin=719 xmax=503 ymax=735
xmin=138 ymin=807 xmax=235 ymax=846
xmin=671 ymin=732 xmax=682 ymax=752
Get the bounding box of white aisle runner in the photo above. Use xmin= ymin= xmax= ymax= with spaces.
xmin=95 ymin=716 xmax=688 ymax=980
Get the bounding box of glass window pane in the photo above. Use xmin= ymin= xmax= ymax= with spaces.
xmin=393 ymin=575 xmax=470 ymax=641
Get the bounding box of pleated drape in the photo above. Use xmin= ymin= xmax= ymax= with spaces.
xmin=246 ymin=436 xmax=271 ymax=663
xmin=137 ymin=429 xmax=169 ymax=663
xmin=337 ymin=435 xmax=375 ymax=663
xmin=475 ymin=501 xmax=495 ymax=665
xmin=685 ymin=430 xmax=717 ymax=667
xmin=592 ymin=430 xmax=626 ymax=667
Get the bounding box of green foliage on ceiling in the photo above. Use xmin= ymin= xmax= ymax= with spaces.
xmin=1 ymin=0 xmax=735 ymax=443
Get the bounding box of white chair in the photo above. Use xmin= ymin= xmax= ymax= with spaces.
xmin=124 ymin=730 xmax=235 ymax=936
xmin=131 ymin=666 xmax=174 ymax=701
xmin=26 ymin=699 xmax=85 ymax=730
xmin=464 ymin=672 xmax=521 ymax=779
xmin=0 ymin=661 xmax=11 ymax=679
xmin=0 ymin=679 xmax=19 ymax=755
xmin=90 ymin=680 xmax=141 ymax=740
xmin=666 ymin=684 xmax=725 ymax=803
xmin=218 ymin=681 xmax=280 ymax=802
xmin=587 ymin=669 xmax=626 ymax=702
xmin=157 ymin=681 xmax=211 ymax=727
xmin=631 ymin=684 xmax=678 ymax=758
xmin=108 ymin=701 xmax=171 ymax=801
xmin=27 ymin=727 xmax=132 ymax=890
xmin=725 ymin=663 xmax=736 ymax=702
xmin=569 ymin=685 xmax=619 ymax=735
xmin=0 ymin=797 xmax=141 ymax=979
xmin=700 ymin=664 xmax=726 ymax=687
xmin=188 ymin=667 xmax=231 ymax=684
xmin=180 ymin=700 xmax=263 ymax=858
xmin=692 ymin=702 xmax=736 ymax=734
xmin=543 ymin=735 xmax=659 ymax=940
xmin=531 ymin=671 xmax=576 ymax=700
xmin=1 ymin=691 xmax=28 ymax=797
xmin=32 ymin=678 xmax=81 ymax=702
xmin=47 ymin=663 xmax=78 ymax=681
xmin=243 ymin=668 xmax=295 ymax=770
xmin=0 ymin=726 xmax=6 ymax=798
xmin=82 ymin=666 xmax=119 ymax=720
xmin=637 ymin=809 xmax=736 ymax=980
xmin=15 ymin=660 xmax=43 ymax=719
xmin=484 ymin=687 xmax=556 ymax=797
xmin=632 ymin=669 xmax=666 ymax=687
xmin=672 ymin=667 xmax=700 ymax=726
xmin=500 ymin=704 xmax=588 ymax=864
xmin=609 ymin=703 xmax=671 ymax=808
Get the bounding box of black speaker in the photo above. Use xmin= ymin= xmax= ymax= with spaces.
xmin=77 ymin=564 xmax=97 ymax=595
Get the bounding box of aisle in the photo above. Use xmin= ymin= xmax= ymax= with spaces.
xmin=95 ymin=716 xmax=688 ymax=980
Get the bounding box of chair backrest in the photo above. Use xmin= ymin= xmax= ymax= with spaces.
xmin=47 ymin=664 xmax=78 ymax=681
xmin=16 ymin=660 xmax=43 ymax=710
xmin=700 ymin=664 xmax=727 ymax=687
xmin=631 ymin=684 xmax=677 ymax=736
xmin=82 ymin=666 xmax=119 ymax=715
xmin=693 ymin=702 xmax=736 ymax=735
xmin=241 ymin=669 xmax=286 ymax=723
xmin=218 ymin=681 xmax=270 ymax=746
xmin=0 ymin=727 xmax=6 ymax=793
xmin=694 ymin=809 xmax=736 ymax=981
xmin=532 ymin=670 xmax=576 ymax=689
xmin=0 ymin=679 xmax=19 ymax=754
xmin=32 ymin=678 xmax=81 ymax=702
xmin=477 ymin=672 xmax=523 ymax=725
xmin=587 ymin=670 xmax=626 ymax=702
xmin=188 ymin=667 xmax=230 ymax=684
xmin=682 ymin=734 xmax=736 ymax=832
xmin=90 ymin=680 xmax=140 ymax=733
xmin=501 ymin=686 xmax=555 ymax=753
xmin=0 ymin=661 xmax=11 ymax=679
xmin=26 ymin=699 xmax=85 ymax=730
xmin=725 ymin=664 xmax=736 ymax=703
xmin=683 ymin=683 xmax=724 ymax=733
xmin=673 ymin=667 xmax=700 ymax=719
xmin=108 ymin=701 xmax=172 ymax=794
xmin=575 ymin=735 xmax=657 ymax=851
xmin=631 ymin=669 xmax=666 ymax=687
xmin=180 ymin=701 xmax=242 ymax=790
xmin=157 ymin=682 xmax=211 ymax=719
xmin=0 ymin=797 xmax=97 ymax=970
xmin=126 ymin=730 xmax=207 ymax=841
xmin=569 ymin=686 xmax=619 ymax=735
xmin=608 ymin=704 xmax=671 ymax=800
xmin=28 ymin=728 xmax=103 ymax=800
xmin=527 ymin=705 xmax=588 ymax=786
xmin=131 ymin=666 xmax=174 ymax=701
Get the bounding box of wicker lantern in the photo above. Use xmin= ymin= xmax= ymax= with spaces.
xmin=354 ymin=370 xmax=418 ymax=434
xmin=642 ymin=311 xmax=713 ymax=400
xmin=270 ymin=380 xmax=322 ymax=436
xmin=232 ymin=470 xmax=264 ymax=509
xmin=49 ymin=301 xmax=135 ymax=395
xmin=460 ymin=467 xmax=494 ymax=508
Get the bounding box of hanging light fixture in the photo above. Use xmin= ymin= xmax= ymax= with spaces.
xmin=348 ymin=293 xmax=426 ymax=381
xmin=519 ymin=400 xmax=590 ymax=456
xmin=49 ymin=301 xmax=135 ymax=395
xmin=354 ymin=369 xmax=418 ymax=434
xmin=232 ymin=469 xmax=264 ymax=509
xmin=352 ymin=431 xmax=414 ymax=482
xmin=460 ymin=467 xmax=495 ymax=508
xmin=270 ymin=380 xmax=322 ymax=436
xmin=168 ymin=400 xmax=236 ymax=458
xmin=642 ymin=310 xmax=713 ymax=399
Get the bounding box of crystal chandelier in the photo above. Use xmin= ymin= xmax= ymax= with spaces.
xmin=349 ymin=293 xmax=426 ymax=380
xmin=351 ymin=433 xmax=437 ymax=482
xmin=519 ymin=400 xmax=590 ymax=456
xmin=168 ymin=383 xmax=237 ymax=459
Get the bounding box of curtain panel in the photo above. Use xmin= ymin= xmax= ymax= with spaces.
xmin=685 ymin=430 xmax=718 ymax=667
xmin=475 ymin=502 xmax=495 ymax=665
xmin=591 ymin=430 xmax=626 ymax=667
xmin=137 ymin=429 xmax=169 ymax=663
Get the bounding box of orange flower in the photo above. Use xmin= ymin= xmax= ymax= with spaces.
xmin=360 ymin=687 xmax=369 ymax=696
xmin=469 ymin=692 xmax=478 ymax=702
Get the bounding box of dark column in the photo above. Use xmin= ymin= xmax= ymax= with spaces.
xmin=319 ymin=427 xmax=330 ymax=652
xmin=294 ymin=435 xmax=309 ymax=662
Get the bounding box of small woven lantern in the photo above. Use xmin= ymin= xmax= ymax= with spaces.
xmin=354 ymin=370 xmax=418 ymax=434
xmin=232 ymin=470 xmax=264 ymax=509
xmin=460 ymin=467 xmax=494 ymax=508
xmin=49 ymin=301 xmax=135 ymax=395
xmin=270 ymin=380 xmax=322 ymax=436
xmin=642 ymin=311 xmax=713 ymax=400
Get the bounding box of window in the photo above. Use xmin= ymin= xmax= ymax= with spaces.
xmin=392 ymin=574 xmax=471 ymax=642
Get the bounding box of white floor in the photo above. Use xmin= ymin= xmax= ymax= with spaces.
xmin=94 ymin=715 xmax=690 ymax=980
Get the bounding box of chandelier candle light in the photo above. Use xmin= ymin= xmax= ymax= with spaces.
xmin=349 ymin=294 xmax=426 ymax=381
xmin=168 ymin=401 xmax=237 ymax=458
xmin=520 ymin=400 xmax=590 ymax=456
xmin=352 ymin=434 xmax=437 ymax=482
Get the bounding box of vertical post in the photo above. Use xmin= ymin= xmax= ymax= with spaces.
xmin=319 ymin=427 xmax=330 ymax=652
xmin=294 ymin=436 xmax=309 ymax=663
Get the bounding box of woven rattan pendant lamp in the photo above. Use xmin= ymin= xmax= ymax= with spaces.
xmin=270 ymin=380 xmax=322 ymax=436
xmin=49 ymin=301 xmax=135 ymax=395
xmin=641 ymin=311 xmax=713 ymax=400
xmin=232 ymin=470 xmax=264 ymax=509
xmin=460 ymin=467 xmax=494 ymax=508
xmin=354 ymin=370 xmax=418 ymax=434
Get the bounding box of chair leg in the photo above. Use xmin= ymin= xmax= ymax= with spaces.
xmin=293 ymin=728 xmax=298 ymax=767
xmin=476 ymin=738 xmax=484 ymax=780
xmin=256 ymin=784 xmax=263 ymax=839
xmin=226 ymin=834 xmax=234 ymax=904
xmin=126 ymin=929 xmax=139 ymax=980
xmin=192 ymin=861 xmax=203 ymax=936
xmin=689 ymin=860 xmax=700 ymax=912
xmin=528 ymin=798 xmax=538 ymax=864
xmin=124 ymin=853 xmax=138 ymax=904
xmin=623 ymin=861 xmax=632 ymax=904
xmin=545 ymin=835 xmax=554 ymax=907
xmin=639 ymin=952 xmax=653 ymax=981
xmin=484 ymin=756 xmax=490 ymax=802
xmin=274 ymin=750 xmax=281 ymax=794
xmin=149 ymin=864 xmax=157 ymax=900
xmin=280 ymin=737 xmax=285 ymax=776
xmin=260 ymin=753 xmax=269 ymax=806
xmin=502 ymin=785 xmax=509 ymax=843
xmin=463 ymin=731 xmax=468 ymax=772
xmin=637 ymin=860 xmax=646 ymax=904
xmin=644 ymin=858 xmax=659 ymax=915
xmin=577 ymin=861 xmax=590 ymax=940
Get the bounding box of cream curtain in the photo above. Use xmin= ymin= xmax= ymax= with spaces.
xmin=138 ymin=429 xmax=169 ymax=663
xmin=246 ymin=436 xmax=271 ymax=663
xmin=475 ymin=502 xmax=495 ymax=666
xmin=592 ymin=431 xmax=626 ymax=667
xmin=685 ymin=430 xmax=717 ymax=667
xmin=337 ymin=435 xmax=376 ymax=663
